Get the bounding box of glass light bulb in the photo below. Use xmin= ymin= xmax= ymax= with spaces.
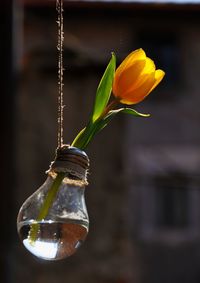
xmin=17 ymin=146 xmax=89 ymax=261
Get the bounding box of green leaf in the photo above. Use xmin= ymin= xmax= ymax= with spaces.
xmin=91 ymin=53 xmax=116 ymax=122
xmin=86 ymin=108 xmax=150 ymax=148
xmin=117 ymin=108 xmax=150 ymax=117
xmin=104 ymin=107 xmax=149 ymax=125
xmin=72 ymin=108 xmax=150 ymax=150
xmin=71 ymin=127 xmax=86 ymax=149
xmin=71 ymin=122 xmax=93 ymax=150
xmin=71 ymin=53 xmax=116 ymax=150
xmin=95 ymin=107 xmax=150 ymax=134
xmin=71 ymin=123 xmax=97 ymax=150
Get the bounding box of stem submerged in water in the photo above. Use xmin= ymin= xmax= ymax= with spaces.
xmin=29 ymin=172 xmax=66 ymax=244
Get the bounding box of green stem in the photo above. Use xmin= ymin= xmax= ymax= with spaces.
xmin=71 ymin=126 xmax=89 ymax=150
xmin=29 ymin=172 xmax=65 ymax=244
xmin=71 ymin=98 xmax=119 ymax=150
xmin=100 ymin=98 xmax=119 ymax=118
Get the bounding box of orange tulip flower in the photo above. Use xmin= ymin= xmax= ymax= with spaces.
xmin=112 ymin=48 xmax=165 ymax=105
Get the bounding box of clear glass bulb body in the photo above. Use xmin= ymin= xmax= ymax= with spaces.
xmin=17 ymin=174 xmax=89 ymax=261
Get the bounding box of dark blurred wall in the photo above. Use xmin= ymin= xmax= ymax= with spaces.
xmin=13 ymin=2 xmax=200 ymax=283
xmin=0 ymin=1 xmax=15 ymax=283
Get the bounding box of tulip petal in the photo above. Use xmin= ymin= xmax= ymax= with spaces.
xmin=128 ymin=71 xmax=155 ymax=92
xmin=141 ymin=57 xmax=156 ymax=75
xmin=115 ymin=48 xmax=146 ymax=79
xmin=113 ymin=60 xmax=146 ymax=97
xmin=120 ymin=73 xmax=156 ymax=105
xmin=148 ymin=69 xmax=165 ymax=94
xmin=117 ymin=57 xmax=156 ymax=94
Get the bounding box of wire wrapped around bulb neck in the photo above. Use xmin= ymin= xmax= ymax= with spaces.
xmin=47 ymin=145 xmax=89 ymax=183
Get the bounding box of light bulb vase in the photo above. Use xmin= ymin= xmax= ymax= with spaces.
xmin=17 ymin=145 xmax=90 ymax=261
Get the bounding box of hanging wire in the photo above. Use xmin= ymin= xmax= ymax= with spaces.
xmin=56 ymin=0 xmax=64 ymax=148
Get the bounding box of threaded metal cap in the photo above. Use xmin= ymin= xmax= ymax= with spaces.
xmin=48 ymin=144 xmax=89 ymax=180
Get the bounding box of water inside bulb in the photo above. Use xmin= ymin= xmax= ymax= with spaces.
xmin=17 ymin=174 xmax=89 ymax=260
xmin=18 ymin=220 xmax=88 ymax=260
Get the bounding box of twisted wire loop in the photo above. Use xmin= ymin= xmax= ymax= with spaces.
xmin=56 ymin=0 xmax=64 ymax=148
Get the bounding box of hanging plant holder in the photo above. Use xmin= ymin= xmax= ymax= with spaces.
xmin=17 ymin=0 xmax=165 ymax=261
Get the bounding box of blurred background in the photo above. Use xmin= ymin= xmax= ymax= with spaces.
xmin=1 ymin=0 xmax=200 ymax=282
